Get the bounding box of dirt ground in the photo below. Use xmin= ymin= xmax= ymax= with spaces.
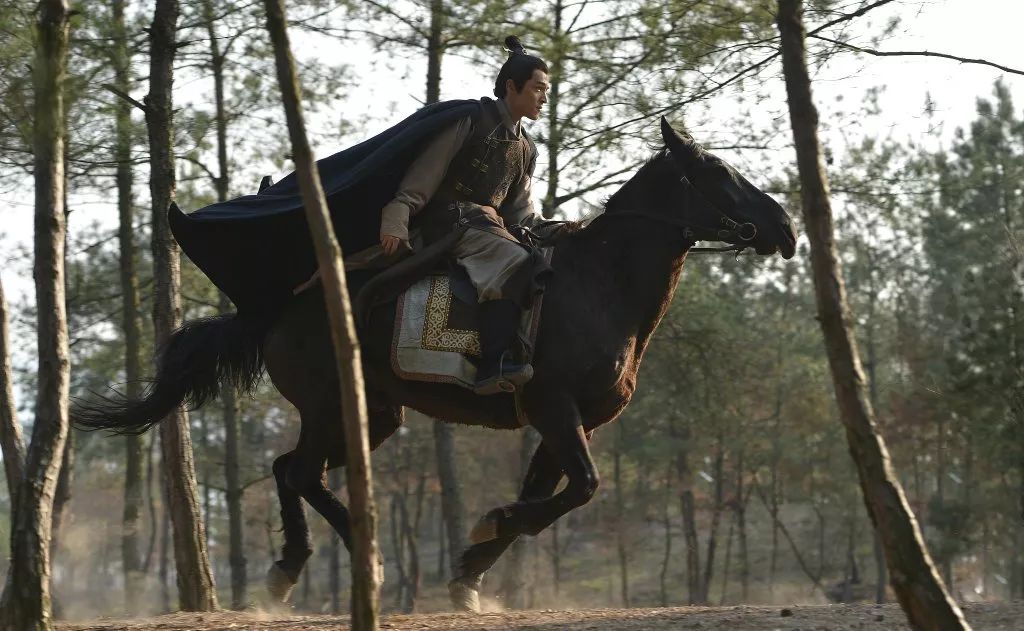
xmin=60 ymin=601 xmax=1023 ymax=630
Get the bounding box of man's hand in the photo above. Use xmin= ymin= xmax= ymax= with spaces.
xmin=381 ymin=234 xmax=406 ymax=255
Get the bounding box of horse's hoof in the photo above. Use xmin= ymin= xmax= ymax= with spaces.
xmin=266 ymin=563 xmax=297 ymax=602
xmin=469 ymin=512 xmax=499 ymax=544
xmin=448 ymin=578 xmax=481 ymax=613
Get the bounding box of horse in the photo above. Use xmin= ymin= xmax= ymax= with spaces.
xmin=73 ymin=118 xmax=797 ymax=611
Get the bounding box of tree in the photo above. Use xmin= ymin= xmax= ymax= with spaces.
xmin=145 ymin=0 xmax=218 ymax=611
xmin=0 ymin=277 xmax=25 ymax=504
xmin=776 ymin=0 xmax=967 ymax=627
xmin=0 ymin=2 xmax=72 ymax=628
xmin=262 ymin=1 xmax=381 ymax=627
xmin=99 ymin=0 xmax=150 ymax=610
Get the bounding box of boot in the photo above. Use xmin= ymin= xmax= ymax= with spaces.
xmin=473 ymin=299 xmax=533 ymax=395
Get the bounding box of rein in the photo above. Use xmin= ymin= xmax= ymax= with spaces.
xmin=598 ymin=208 xmax=757 ymax=256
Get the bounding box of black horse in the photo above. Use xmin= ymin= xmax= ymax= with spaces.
xmin=74 ymin=119 xmax=796 ymax=611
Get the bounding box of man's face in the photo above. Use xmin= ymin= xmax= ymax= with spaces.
xmin=505 ymin=70 xmax=550 ymax=121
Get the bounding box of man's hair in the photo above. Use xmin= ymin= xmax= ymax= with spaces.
xmin=493 ymin=36 xmax=548 ymax=98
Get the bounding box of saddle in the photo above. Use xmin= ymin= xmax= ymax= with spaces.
xmin=390 ymin=267 xmax=547 ymax=389
xmin=350 ymin=220 xmax=566 ymax=389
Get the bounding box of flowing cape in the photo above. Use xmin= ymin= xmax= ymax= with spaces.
xmin=169 ymin=99 xmax=482 ymax=315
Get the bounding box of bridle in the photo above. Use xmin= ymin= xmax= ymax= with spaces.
xmin=599 ymin=201 xmax=759 ymax=255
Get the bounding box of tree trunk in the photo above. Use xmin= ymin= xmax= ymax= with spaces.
xmin=501 ymin=428 xmax=541 ymax=609
xmin=390 ymin=493 xmax=409 ymax=609
xmin=541 ymin=0 xmax=563 ymax=218
xmin=658 ymin=461 xmax=672 ymax=607
xmin=717 ymin=511 xmax=734 ymax=606
xmin=677 ymin=450 xmax=700 ymax=604
xmin=614 ymin=424 xmax=630 ymax=607
xmin=425 ymin=0 xmax=442 ymax=105
xmin=0 ymin=276 xmax=25 ymax=502
xmin=0 ymin=3 xmax=72 ymax=628
xmin=776 ymin=2 xmax=968 ymax=627
xmin=219 ymin=350 xmax=246 ymax=609
xmin=158 ymin=466 xmax=171 ymax=611
xmin=421 ymin=5 xmax=466 ymax=584
xmin=735 ymin=450 xmax=750 ymax=602
xmin=699 ymin=433 xmax=724 ymax=604
xmin=262 ymin=3 xmax=381 ymax=627
xmin=433 ymin=422 xmax=465 ymax=577
xmin=200 ymin=1 xmax=248 ymax=606
xmin=49 ymin=432 xmax=74 ymax=614
xmin=329 ymin=468 xmax=343 ymax=614
xmin=550 ymin=520 xmax=561 ymax=596
xmin=113 ymin=0 xmax=146 ymax=608
xmin=146 ymin=0 xmax=218 ymax=611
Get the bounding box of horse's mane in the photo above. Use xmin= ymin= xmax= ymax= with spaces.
xmin=545 ymin=148 xmax=671 ymax=245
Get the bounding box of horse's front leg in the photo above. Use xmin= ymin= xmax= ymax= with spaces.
xmin=469 ymin=393 xmax=598 ymax=544
xmin=449 ymin=435 xmax=565 ymax=611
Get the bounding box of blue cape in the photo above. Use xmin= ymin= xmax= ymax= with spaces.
xmin=170 ymin=99 xmax=482 ymax=315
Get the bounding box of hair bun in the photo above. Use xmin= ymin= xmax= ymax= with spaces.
xmin=504 ymin=35 xmax=526 ymax=55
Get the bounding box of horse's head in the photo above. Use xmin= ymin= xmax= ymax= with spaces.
xmin=651 ymin=117 xmax=797 ymax=259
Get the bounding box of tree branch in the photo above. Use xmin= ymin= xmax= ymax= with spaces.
xmin=810 ymin=34 xmax=1024 ymax=76
xmin=102 ymin=83 xmax=147 ymax=113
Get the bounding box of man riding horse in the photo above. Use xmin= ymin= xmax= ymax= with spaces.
xmin=80 ymin=32 xmax=798 ymax=614
xmin=378 ymin=36 xmax=550 ymax=395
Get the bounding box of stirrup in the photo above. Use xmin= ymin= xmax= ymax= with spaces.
xmin=473 ymin=353 xmax=533 ymax=396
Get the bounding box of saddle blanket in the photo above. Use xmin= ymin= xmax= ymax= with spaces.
xmin=391 ymin=274 xmax=546 ymax=388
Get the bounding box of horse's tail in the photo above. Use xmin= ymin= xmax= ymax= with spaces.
xmin=73 ymin=313 xmax=269 ymax=434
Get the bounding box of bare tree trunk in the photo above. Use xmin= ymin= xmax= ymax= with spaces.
xmin=399 ymin=482 xmax=421 ymax=613
xmin=143 ymin=433 xmax=159 ymax=574
xmin=436 ymin=504 xmax=446 ymax=582
xmin=0 ymin=277 xmax=25 ymax=502
xmin=550 ymin=520 xmax=561 ymax=596
xmin=49 ymin=432 xmax=73 ymax=615
xmin=425 ymin=0 xmax=442 ymax=105
xmin=329 ymin=468 xmax=343 ymax=614
xmin=434 ymin=422 xmax=465 ymax=577
xmin=198 ymin=412 xmax=212 ymax=540
xmin=671 ymin=414 xmax=700 ymax=605
xmin=158 ymin=466 xmax=171 ymax=611
xmin=776 ymin=2 xmax=968 ymax=627
xmin=541 ymin=0 xmax=563 ymax=218
xmin=658 ymin=462 xmax=672 ymax=607
xmin=113 ymin=0 xmax=146 ymax=608
xmin=0 ymin=4 xmax=72 ymax=628
xmin=220 ymin=352 xmax=246 ymax=609
xmin=390 ymin=493 xmax=409 ymax=609
xmin=734 ymin=449 xmax=750 ymax=602
xmin=200 ymin=1 xmax=248 ymax=606
xmin=717 ymin=511 xmax=734 ymax=606
xmin=680 ymin=487 xmax=700 ymax=604
xmin=614 ymin=424 xmax=630 ymax=608
xmin=421 ymin=6 xmax=466 ymax=584
xmin=699 ymin=432 xmax=724 ymax=604
xmin=146 ymin=0 xmax=218 ymax=611
xmin=262 ymin=3 xmax=380 ymax=627
xmin=501 ymin=428 xmax=541 ymax=608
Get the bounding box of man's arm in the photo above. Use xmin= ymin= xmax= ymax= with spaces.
xmin=380 ymin=116 xmax=472 ymax=253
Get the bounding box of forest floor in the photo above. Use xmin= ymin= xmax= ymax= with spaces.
xmin=61 ymin=601 xmax=1024 ymax=630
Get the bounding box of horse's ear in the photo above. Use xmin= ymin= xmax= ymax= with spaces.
xmin=660 ymin=116 xmax=703 ymax=170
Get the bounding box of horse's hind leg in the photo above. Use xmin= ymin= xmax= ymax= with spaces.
xmin=300 ymin=403 xmax=404 ymax=551
xmin=267 ymin=450 xmax=313 ymax=602
xmin=267 ymin=400 xmax=403 ymax=602
xmin=448 ymin=438 xmax=564 ymax=612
